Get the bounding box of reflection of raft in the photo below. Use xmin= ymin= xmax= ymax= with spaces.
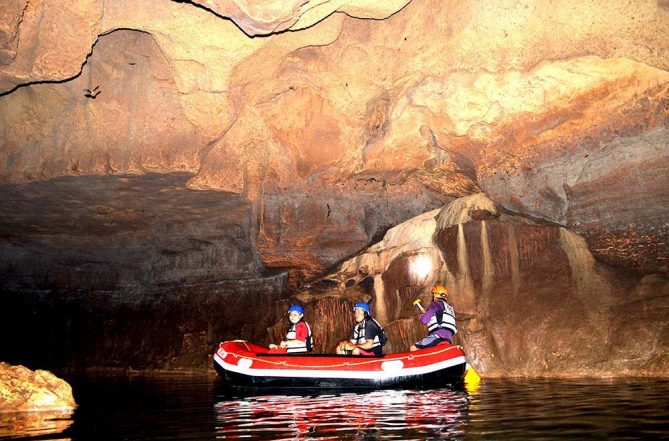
xmin=213 ymin=340 xmax=467 ymax=389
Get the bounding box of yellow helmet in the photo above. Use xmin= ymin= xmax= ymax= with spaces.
xmin=431 ymin=284 xmax=448 ymax=299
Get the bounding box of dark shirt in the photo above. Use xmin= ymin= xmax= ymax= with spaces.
xmin=350 ymin=318 xmax=383 ymax=355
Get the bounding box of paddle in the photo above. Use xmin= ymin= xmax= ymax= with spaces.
xmin=412 ymin=298 xmax=426 ymax=313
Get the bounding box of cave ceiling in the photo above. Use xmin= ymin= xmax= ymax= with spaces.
xmin=0 ymin=0 xmax=668 ymax=285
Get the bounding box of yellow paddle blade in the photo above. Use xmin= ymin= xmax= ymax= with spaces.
xmin=464 ymin=363 xmax=481 ymax=394
xmin=464 ymin=363 xmax=481 ymax=385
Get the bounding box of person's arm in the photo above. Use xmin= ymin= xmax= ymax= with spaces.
xmin=419 ymin=301 xmax=442 ymax=324
xmin=341 ymin=324 xmax=375 ymax=351
xmin=341 ymin=338 xmax=373 ymax=351
xmin=355 ymin=321 xmax=380 ymax=350
xmin=356 ymin=339 xmax=374 ymax=350
xmin=337 ymin=326 xmax=358 ymax=351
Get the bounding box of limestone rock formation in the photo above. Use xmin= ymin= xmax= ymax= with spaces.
xmin=0 ymin=0 xmax=102 ymax=93
xmin=0 ymin=362 xmax=75 ymax=411
xmin=0 ymin=173 xmax=265 ymax=291
xmin=1 ymin=0 xmax=667 ymax=280
xmin=0 ymin=1 xmax=667 ymax=376
xmin=188 ymin=0 xmax=412 ymax=36
xmin=0 ymin=0 xmax=669 ymax=275
xmin=290 ymin=194 xmax=669 ymax=377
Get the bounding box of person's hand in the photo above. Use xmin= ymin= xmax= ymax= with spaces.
xmin=279 ymin=341 xmax=288 ymax=348
xmin=269 ymin=344 xmax=278 ymax=349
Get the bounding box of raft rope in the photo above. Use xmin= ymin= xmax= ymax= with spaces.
xmin=226 ymin=344 xmax=462 ymax=369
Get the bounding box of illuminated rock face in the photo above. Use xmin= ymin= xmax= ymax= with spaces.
xmin=0 ymin=362 xmax=75 ymax=411
xmin=0 ymin=0 xmax=667 ymax=279
xmin=303 ymin=194 xmax=669 ymax=377
xmin=0 ymin=1 xmax=668 ymax=374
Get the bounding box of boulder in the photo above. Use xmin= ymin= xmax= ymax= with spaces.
xmin=0 ymin=362 xmax=75 ymax=411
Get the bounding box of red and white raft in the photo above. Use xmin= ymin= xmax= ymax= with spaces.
xmin=213 ymin=340 xmax=468 ymax=389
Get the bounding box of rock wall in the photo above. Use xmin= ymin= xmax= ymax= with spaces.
xmin=1 ymin=0 xmax=667 ymax=280
xmin=0 ymin=173 xmax=264 ymax=290
xmin=296 ymin=194 xmax=669 ymax=377
xmin=0 ymin=272 xmax=288 ymax=370
xmin=0 ymin=1 xmax=667 ymax=376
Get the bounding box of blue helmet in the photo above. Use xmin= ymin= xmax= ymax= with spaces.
xmin=353 ymin=302 xmax=370 ymax=315
xmin=287 ymin=304 xmax=304 ymax=315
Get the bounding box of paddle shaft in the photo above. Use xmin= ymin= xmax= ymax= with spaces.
xmin=414 ymin=300 xmax=425 ymax=313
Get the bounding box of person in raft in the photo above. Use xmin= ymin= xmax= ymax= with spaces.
xmin=336 ymin=302 xmax=385 ymax=356
xmin=410 ymin=284 xmax=457 ymax=352
xmin=269 ymin=304 xmax=313 ymax=353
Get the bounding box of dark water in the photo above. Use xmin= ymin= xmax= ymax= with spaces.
xmin=2 ymin=374 xmax=669 ymax=440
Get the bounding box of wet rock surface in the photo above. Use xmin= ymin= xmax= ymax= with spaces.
xmin=299 ymin=194 xmax=669 ymax=377
xmin=0 ymin=173 xmax=264 ymax=291
xmin=257 ymin=189 xmax=454 ymax=285
xmin=564 ymin=129 xmax=669 ymax=274
xmin=0 ymin=273 xmax=287 ymax=370
xmin=0 ymin=362 xmax=75 ymax=411
xmin=1 ymin=1 xmax=667 ymax=280
xmin=0 ymin=173 xmax=288 ymax=370
xmin=0 ymin=1 xmax=667 ymax=377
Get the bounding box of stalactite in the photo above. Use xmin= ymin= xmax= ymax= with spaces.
xmin=481 ymin=220 xmax=494 ymax=295
xmin=457 ymin=223 xmax=477 ymax=314
xmin=507 ymin=223 xmax=521 ymax=298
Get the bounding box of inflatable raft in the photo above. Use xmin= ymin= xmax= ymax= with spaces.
xmin=213 ymin=340 xmax=467 ymax=389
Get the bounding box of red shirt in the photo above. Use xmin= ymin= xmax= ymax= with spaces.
xmin=291 ymin=321 xmax=309 ymax=342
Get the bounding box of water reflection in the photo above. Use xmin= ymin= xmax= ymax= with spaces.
xmin=214 ymin=388 xmax=470 ymax=440
xmin=466 ymin=379 xmax=669 ymax=440
xmin=0 ymin=409 xmax=73 ymax=439
xmin=3 ymin=374 xmax=669 ymax=440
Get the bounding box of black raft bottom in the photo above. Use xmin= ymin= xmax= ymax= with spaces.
xmin=214 ymin=361 xmax=466 ymax=391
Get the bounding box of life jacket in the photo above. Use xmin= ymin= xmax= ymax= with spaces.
xmin=427 ymin=300 xmax=457 ymax=335
xmin=284 ymin=320 xmax=313 ymax=353
xmin=352 ymin=318 xmax=385 ymax=354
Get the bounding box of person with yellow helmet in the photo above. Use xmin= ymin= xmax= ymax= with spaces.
xmin=410 ymin=284 xmax=457 ymax=352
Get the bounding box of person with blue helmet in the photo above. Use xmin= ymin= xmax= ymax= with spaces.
xmin=336 ymin=302 xmax=386 ymax=356
xmin=269 ymin=304 xmax=313 ymax=353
